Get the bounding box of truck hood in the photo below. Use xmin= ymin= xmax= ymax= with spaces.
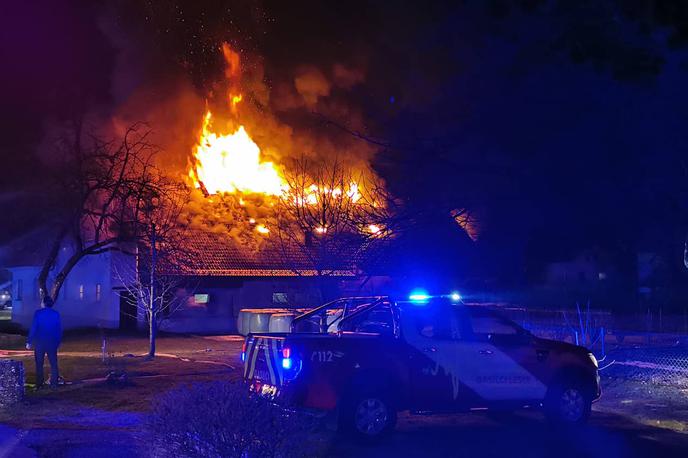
xmin=533 ymin=336 xmax=591 ymax=356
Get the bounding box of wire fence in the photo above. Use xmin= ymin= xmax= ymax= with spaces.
xmin=495 ymin=305 xmax=688 ymax=387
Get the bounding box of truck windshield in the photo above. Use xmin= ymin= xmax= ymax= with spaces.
xmin=338 ymin=303 xmax=395 ymax=335
xmin=290 ymin=296 xmax=389 ymax=333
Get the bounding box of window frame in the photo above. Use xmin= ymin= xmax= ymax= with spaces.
xmin=465 ymin=307 xmax=531 ymax=343
xmin=407 ymin=304 xmax=471 ymax=341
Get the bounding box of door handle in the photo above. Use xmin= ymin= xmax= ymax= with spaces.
xmin=479 ymin=349 xmax=494 ymax=356
xmin=423 ymin=347 xmax=437 ymax=353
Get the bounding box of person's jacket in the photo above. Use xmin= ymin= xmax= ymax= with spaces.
xmin=27 ymin=308 xmax=62 ymax=348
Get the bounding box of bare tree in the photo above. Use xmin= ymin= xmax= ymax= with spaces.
xmin=126 ymin=179 xmax=191 ymax=359
xmin=113 ymin=233 xmax=193 ymax=359
xmin=273 ymin=158 xmax=400 ymax=297
xmin=37 ymin=119 xmax=188 ymax=306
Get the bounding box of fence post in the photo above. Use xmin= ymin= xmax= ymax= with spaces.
xmin=574 ymin=330 xmax=579 ymax=346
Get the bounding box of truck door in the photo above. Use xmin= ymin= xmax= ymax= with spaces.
xmin=402 ymin=305 xmax=471 ymax=412
xmin=462 ymin=309 xmax=547 ymax=403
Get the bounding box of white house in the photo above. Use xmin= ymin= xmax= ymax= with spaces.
xmin=0 ymin=229 xmax=129 ymax=330
xmin=0 ymin=229 xmax=390 ymax=333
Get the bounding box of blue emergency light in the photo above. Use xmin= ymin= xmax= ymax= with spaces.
xmin=450 ymin=291 xmax=462 ymax=302
xmin=281 ymin=347 xmax=293 ymax=370
xmin=409 ymin=289 xmax=431 ymax=303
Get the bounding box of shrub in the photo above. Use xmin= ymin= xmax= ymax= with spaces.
xmin=147 ymin=381 xmax=319 ymax=458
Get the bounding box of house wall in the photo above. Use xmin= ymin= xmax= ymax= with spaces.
xmin=159 ymin=277 xmax=326 ymax=334
xmin=9 ymin=251 xmax=119 ymax=330
xmin=8 ymin=248 xmax=392 ymax=334
xmin=7 ymin=266 xmax=41 ymax=328
xmin=158 ymin=275 xmax=393 ymax=334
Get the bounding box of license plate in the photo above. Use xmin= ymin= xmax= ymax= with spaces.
xmin=251 ymin=381 xmax=279 ymax=399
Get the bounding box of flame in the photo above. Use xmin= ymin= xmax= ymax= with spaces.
xmin=189 ymin=112 xmax=285 ymax=195
xmin=186 ymin=42 xmax=386 ymax=241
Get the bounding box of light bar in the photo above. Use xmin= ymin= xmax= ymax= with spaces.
xmin=409 ymin=289 xmax=431 ymax=303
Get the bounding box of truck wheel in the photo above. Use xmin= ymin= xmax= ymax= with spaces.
xmin=343 ymin=392 xmax=396 ymax=441
xmin=545 ymin=380 xmax=591 ymax=425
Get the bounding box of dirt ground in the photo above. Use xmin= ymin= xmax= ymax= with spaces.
xmin=1 ymin=333 xmax=688 ymax=457
xmin=0 ymin=332 xmax=243 ymax=457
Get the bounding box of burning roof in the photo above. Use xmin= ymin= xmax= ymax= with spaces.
xmin=161 ymin=231 xmax=359 ymax=277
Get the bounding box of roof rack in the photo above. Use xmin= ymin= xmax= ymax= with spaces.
xmin=290 ymin=296 xmax=389 ymax=334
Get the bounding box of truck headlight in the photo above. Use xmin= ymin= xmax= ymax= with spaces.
xmin=588 ymin=352 xmax=598 ymax=368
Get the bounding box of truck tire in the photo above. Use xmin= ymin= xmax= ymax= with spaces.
xmin=544 ymin=378 xmax=592 ymax=425
xmin=341 ymin=390 xmax=397 ymax=441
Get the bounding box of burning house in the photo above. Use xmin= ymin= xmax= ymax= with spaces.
xmin=0 ymin=225 xmax=390 ymax=334
xmin=0 ymin=43 xmax=394 ymax=333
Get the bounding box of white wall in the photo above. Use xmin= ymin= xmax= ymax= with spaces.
xmin=9 ymin=250 xmax=120 ymax=330
xmin=8 ymin=266 xmax=41 ymax=328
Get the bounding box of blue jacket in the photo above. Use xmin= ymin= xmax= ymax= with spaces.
xmin=27 ymin=308 xmax=62 ymax=348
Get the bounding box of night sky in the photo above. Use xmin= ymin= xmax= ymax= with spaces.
xmin=2 ymin=0 xmax=688 ymax=291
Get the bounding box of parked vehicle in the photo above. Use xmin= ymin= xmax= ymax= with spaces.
xmin=242 ymin=295 xmax=601 ymax=439
xmin=0 ymin=289 xmax=10 ymax=310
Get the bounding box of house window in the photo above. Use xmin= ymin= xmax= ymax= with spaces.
xmin=189 ymin=294 xmax=209 ymax=308
xmin=96 ymin=284 xmax=102 ymax=301
xmin=194 ymin=294 xmax=209 ymax=304
xmin=79 ymin=285 xmax=84 ymax=300
xmin=272 ymin=293 xmax=289 ymax=304
xmin=16 ymin=279 xmax=23 ymax=301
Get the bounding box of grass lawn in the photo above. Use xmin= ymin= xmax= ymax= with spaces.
xmin=0 ymin=332 xmax=244 ymax=427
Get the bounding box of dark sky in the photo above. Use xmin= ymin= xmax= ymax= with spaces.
xmin=2 ymin=0 xmax=688 ymax=285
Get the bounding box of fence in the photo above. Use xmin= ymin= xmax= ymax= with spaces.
xmin=495 ymin=305 xmax=688 ymax=387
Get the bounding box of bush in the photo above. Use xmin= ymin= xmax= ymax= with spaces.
xmin=147 ymin=382 xmax=319 ymax=458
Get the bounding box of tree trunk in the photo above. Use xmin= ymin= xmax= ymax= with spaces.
xmin=38 ymin=226 xmax=70 ymax=301
xmin=148 ymin=311 xmax=156 ymax=358
xmin=147 ymin=223 xmax=157 ymax=359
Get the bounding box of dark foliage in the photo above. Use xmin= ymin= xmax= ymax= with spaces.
xmin=147 ymin=382 xmax=320 ymax=458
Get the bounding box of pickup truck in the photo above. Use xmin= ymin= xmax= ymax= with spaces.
xmin=242 ymin=295 xmax=601 ymax=439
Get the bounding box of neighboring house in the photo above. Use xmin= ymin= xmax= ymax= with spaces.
xmin=0 ymin=228 xmax=127 ymax=330
xmin=544 ymin=249 xmax=613 ymax=286
xmin=0 ymin=229 xmax=389 ymax=333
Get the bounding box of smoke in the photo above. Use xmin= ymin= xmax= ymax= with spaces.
xmin=294 ymin=67 xmax=331 ymax=107
xmin=7 ymin=1 xmax=385 ymax=244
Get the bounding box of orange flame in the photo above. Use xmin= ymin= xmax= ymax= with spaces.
xmin=186 ymin=43 xmax=383 ymax=239
xmin=189 ymin=111 xmax=285 ymax=195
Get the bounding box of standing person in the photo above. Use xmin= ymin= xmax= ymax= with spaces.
xmin=25 ymin=296 xmax=62 ymax=388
